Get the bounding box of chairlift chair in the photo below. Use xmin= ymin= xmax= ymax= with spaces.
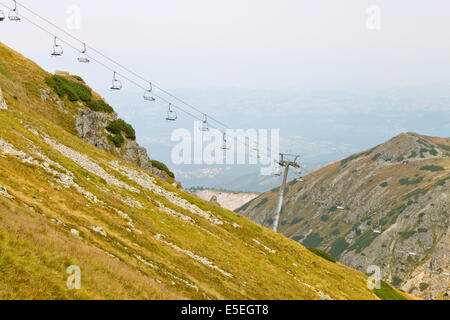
xmin=110 ymin=72 xmax=122 ymax=90
xmin=77 ymin=43 xmax=90 ymax=63
xmin=166 ymin=103 xmax=177 ymax=121
xmin=200 ymin=115 xmax=209 ymax=132
xmin=143 ymin=83 xmax=155 ymax=101
xmin=221 ymin=133 xmax=230 ymax=150
xmin=273 ymin=167 xmax=282 ymax=177
xmin=0 ymin=10 xmax=5 ymax=21
xmin=51 ymin=37 xmax=63 ymax=57
xmin=8 ymin=1 xmax=20 ymax=21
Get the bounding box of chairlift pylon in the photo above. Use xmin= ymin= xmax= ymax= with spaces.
xmin=221 ymin=133 xmax=230 ymax=150
xmin=166 ymin=103 xmax=177 ymax=121
xmin=110 ymin=72 xmax=122 ymax=90
xmin=200 ymin=115 xmax=209 ymax=132
xmin=77 ymin=43 xmax=90 ymax=63
xmin=143 ymin=83 xmax=155 ymax=101
xmin=0 ymin=10 xmax=5 ymax=21
xmin=51 ymin=36 xmax=63 ymax=57
xmin=8 ymin=1 xmax=20 ymax=22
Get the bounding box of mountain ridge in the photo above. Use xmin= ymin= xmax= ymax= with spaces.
xmin=239 ymin=132 xmax=449 ymax=299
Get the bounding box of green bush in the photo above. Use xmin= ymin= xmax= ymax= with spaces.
xmin=328 ymin=237 xmax=349 ymax=258
xmin=437 ymin=176 xmax=450 ymax=186
xmin=151 ymin=160 xmax=175 ymax=179
xmin=45 ymin=75 xmax=92 ymax=102
xmin=85 ymin=100 xmax=114 ymax=113
xmin=306 ymin=247 xmax=336 ymax=263
xmin=106 ymin=119 xmax=136 ymax=140
xmin=399 ymin=177 xmax=424 ymax=185
xmin=419 ymin=283 xmax=429 ymax=292
xmin=374 ymin=281 xmax=407 ymax=300
xmin=255 ymin=197 xmax=269 ymax=209
xmin=380 ymin=182 xmax=388 ymax=188
xmin=320 ymin=215 xmax=329 ymax=222
xmin=72 ymin=75 xmax=85 ymax=83
xmin=420 ymin=165 xmax=444 ymax=172
xmin=438 ymin=144 xmax=450 ymax=152
xmin=108 ymin=134 xmax=124 ymax=148
xmin=392 ymin=276 xmax=403 ymax=287
xmin=302 ymin=233 xmax=323 ymax=247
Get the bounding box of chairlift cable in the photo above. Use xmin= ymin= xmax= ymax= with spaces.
xmin=12 ymin=0 xmax=270 ymax=154
xmin=1 ymin=1 xmax=276 ymax=160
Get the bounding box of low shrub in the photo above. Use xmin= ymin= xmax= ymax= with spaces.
xmin=85 ymin=100 xmax=114 ymax=113
xmin=45 ymin=75 xmax=92 ymax=102
xmin=106 ymin=119 xmax=136 ymax=140
xmin=151 ymin=160 xmax=175 ymax=179
xmin=306 ymin=247 xmax=336 ymax=263
xmin=420 ymin=165 xmax=444 ymax=172
xmin=108 ymin=134 xmax=124 ymax=148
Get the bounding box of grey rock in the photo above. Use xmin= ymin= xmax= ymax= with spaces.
xmin=0 ymin=88 xmax=7 ymax=110
xmin=74 ymin=108 xmax=168 ymax=181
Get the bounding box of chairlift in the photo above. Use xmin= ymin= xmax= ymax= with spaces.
xmin=200 ymin=115 xmax=209 ymax=132
xmin=51 ymin=37 xmax=63 ymax=57
xmin=110 ymin=72 xmax=122 ymax=90
xmin=165 ymin=103 xmax=177 ymax=121
xmin=273 ymin=167 xmax=282 ymax=177
xmin=8 ymin=1 xmax=20 ymax=22
xmin=221 ymin=133 xmax=230 ymax=150
xmin=0 ymin=10 xmax=5 ymax=21
xmin=143 ymin=83 xmax=155 ymax=101
xmin=77 ymin=43 xmax=90 ymax=63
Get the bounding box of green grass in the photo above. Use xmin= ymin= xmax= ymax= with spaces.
xmin=374 ymin=281 xmax=408 ymax=300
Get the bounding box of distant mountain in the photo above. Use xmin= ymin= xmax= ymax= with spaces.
xmin=175 ymin=162 xmax=327 ymax=193
xmin=188 ymin=188 xmax=260 ymax=211
xmin=238 ymin=132 xmax=450 ymax=299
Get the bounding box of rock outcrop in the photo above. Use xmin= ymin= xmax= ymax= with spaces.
xmin=74 ymin=108 xmax=166 ymax=180
xmin=0 ymin=88 xmax=7 ymax=110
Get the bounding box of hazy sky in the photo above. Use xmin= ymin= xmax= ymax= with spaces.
xmin=1 ymin=0 xmax=450 ymax=90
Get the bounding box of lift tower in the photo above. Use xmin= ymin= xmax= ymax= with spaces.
xmin=273 ymin=153 xmax=301 ymax=232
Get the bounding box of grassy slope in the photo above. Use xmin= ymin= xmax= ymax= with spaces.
xmin=0 ymin=42 xmax=410 ymax=300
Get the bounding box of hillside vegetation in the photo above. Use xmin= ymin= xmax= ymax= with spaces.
xmin=0 ymin=42 xmax=408 ymax=300
xmin=239 ymin=131 xmax=449 ymax=300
